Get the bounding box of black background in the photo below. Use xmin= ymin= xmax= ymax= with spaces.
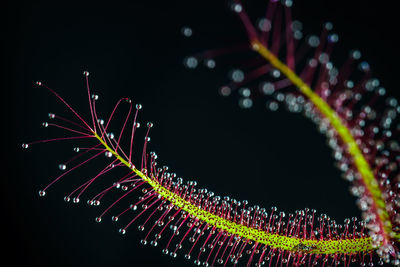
xmin=5 ymin=0 xmax=400 ymax=266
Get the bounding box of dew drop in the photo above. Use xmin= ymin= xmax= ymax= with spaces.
xmin=184 ymin=56 xmax=198 ymax=69
xmin=294 ymin=30 xmax=303 ymax=40
xmin=271 ymin=69 xmax=281 ymax=78
xmin=204 ymin=59 xmax=216 ymax=69
xmin=318 ymin=53 xmax=329 ymax=64
xmin=119 ymin=228 xmax=126 ymax=235
xmin=324 ymin=22 xmax=333 ymax=30
xmin=230 ymin=3 xmax=242 ymax=13
xmin=219 ymin=86 xmax=231 ymax=97
xmin=258 ymin=18 xmax=271 ymax=32
xmin=36 ymin=81 xmax=42 ymax=86
xmin=328 ymin=33 xmax=339 ymax=43
xmin=64 ymin=196 xmax=70 ymax=202
xmin=181 ymin=26 xmax=193 ymax=37
xmin=307 ymin=35 xmax=320 ymax=47
xmin=95 ymin=217 xmax=102 ymax=223
xmin=283 ymin=0 xmax=292 ymax=7
xmin=21 ymin=143 xmax=29 ymax=149
xmin=386 ymin=97 xmax=398 ymax=107
xmin=112 ymin=216 xmax=119 ymax=222
xmin=350 ymin=50 xmax=361 ymax=60
xmin=260 ymin=82 xmax=275 ymax=95
xmin=238 ymin=98 xmax=253 ymax=109
xmin=239 ymin=87 xmax=251 ymax=97
xmin=58 ymin=164 xmax=67 ymax=171
xmin=42 ymin=122 xmax=48 ymax=127
xmin=267 ymin=101 xmax=279 ymax=111
xmin=345 ymin=80 xmax=354 ymax=88
xmin=83 ymin=71 xmax=89 ymax=76
xmin=105 ymin=151 xmax=113 ymax=158
xmin=230 ymin=69 xmax=244 ymax=83
xmin=291 ymin=20 xmax=302 ymax=31
xmin=359 ymin=61 xmax=370 ymax=72
xmin=38 ymin=190 xmax=46 ymax=197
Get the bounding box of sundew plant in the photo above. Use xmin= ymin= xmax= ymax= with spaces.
xmin=18 ymin=0 xmax=400 ymax=266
